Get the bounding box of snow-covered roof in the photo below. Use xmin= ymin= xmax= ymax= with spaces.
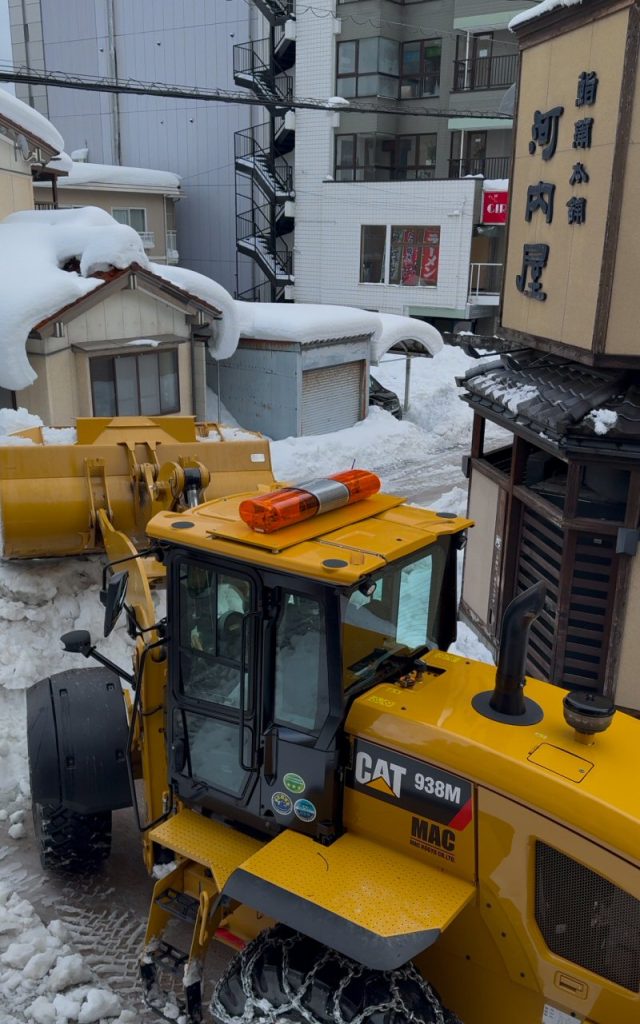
xmin=0 ymin=88 xmax=63 ymax=156
xmin=509 ymin=0 xmax=584 ymax=31
xmin=0 ymin=208 xmax=150 ymax=390
xmin=0 ymin=208 xmax=233 ymax=392
xmin=483 ymin=179 xmax=509 ymax=191
xmin=237 ymin=303 xmax=442 ymax=361
xmin=0 ymin=208 xmax=441 ymax=394
xmin=35 ymin=160 xmax=182 ymax=195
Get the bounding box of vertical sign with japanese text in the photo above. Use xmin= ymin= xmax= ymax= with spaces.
xmin=502 ymin=6 xmax=629 ymax=355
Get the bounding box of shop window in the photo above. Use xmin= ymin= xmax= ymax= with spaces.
xmin=90 ymin=349 xmax=179 ymax=416
xmin=389 ymin=225 xmax=440 ymax=286
xmin=360 ymin=225 xmax=440 ymax=286
xmin=360 ymin=225 xmax=387 ymax=283
xmin=401 ymin=39 xmax=442 ymax=98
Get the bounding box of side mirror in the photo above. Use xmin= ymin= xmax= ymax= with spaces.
xmin=60 ymin=630 xmax=93 ymax=656
xmin=100 ymin=570 xmax=129 ymax=638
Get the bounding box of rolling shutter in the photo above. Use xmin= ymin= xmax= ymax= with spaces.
xmin=301 ymin=361 xmax=364 ymax=436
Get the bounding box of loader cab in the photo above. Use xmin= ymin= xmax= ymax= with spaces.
xmin=167 ymin=552 xmax=344 ymax=841
xmin=165 ymin=534 xmax=458 ymax=844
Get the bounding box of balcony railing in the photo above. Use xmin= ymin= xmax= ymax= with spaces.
xmin=452 ymin=54 xmax=518 ymax=92
xmin=449 ymin=155 xmax=511 ymax=180
xmin=166 ymin=230 xmax=178 ymax=262
xmin=469 ymin=263 xmax=503 ymax=299
xmin=138 ymin=230 xmax=155 ymax=249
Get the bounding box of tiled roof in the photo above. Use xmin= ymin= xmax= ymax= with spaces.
xmin=459 ymin=349 xmax=640 ymax=445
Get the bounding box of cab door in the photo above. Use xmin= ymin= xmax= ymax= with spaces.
xmin=259 ymin=578 xmax=343 ymax=842
xmin=168 ymin=556 xmax=261 ymax=816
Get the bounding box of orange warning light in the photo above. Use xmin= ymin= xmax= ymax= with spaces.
xmin=239 ymin=469 xmax=381 ymax=533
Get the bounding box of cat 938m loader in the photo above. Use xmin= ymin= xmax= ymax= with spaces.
xmin=19 ymin=418 xmax=640 ymax=1024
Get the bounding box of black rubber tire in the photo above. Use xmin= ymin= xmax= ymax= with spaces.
xmin=212 ymin=924 xmax=463 ymax=1024
xmin=32 ymin=801 xmax=112 ymax=871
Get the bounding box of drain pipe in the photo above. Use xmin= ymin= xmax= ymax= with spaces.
xmin=472 ymin=581 xmax=546 ymax=725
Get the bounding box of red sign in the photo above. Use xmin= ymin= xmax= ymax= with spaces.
xmin=482 ymin=190 xmax=508 ymax=224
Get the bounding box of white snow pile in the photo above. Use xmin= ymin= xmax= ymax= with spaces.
xmin=0 ymin=208 xmax=150 ymax=391
xmin=0 ymin=89 xmax=64 ymax=155
xmin=237 ymin=302 xmax=442 ymax=361
xmin=481 ymin=377 xmax=539 ymax=415
xmin=482 ymin=179 xmax=509 ymax=191
xmin=0 ymin=892 xmax=135 ymax=1024
xmin=326 ymin=96 xmax=350 ymax=107
xmin=509 ymin=0 xmax=583 ymax=31
xmin=586 ymin=408 xmax=618 ymax=436
xmin=52 ymin=161 xmax=181 ymax=194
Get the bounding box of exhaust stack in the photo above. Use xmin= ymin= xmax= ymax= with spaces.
xmin=472 ymin=582 xmax=546 ymax=726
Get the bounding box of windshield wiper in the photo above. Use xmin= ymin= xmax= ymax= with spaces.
xmin=349 ymin=642 xmax=435 ymax=688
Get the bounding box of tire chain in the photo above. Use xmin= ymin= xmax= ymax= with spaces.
xmin=211 ymin=927 xmax=463 ymax=1024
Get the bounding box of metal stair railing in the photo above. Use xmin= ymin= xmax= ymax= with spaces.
xmin=252 ymin=0 xmax=294 ymax=27
xmin=233 ymin=39 xmax=293 ymax=104
xmin=236 ymin=206 xmax=294 ymax=282
xmin=235 ymin=125 xmax=294 ymax=199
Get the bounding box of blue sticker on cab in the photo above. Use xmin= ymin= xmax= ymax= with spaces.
xmin=294 ymin=798 xmax=316 ymax=822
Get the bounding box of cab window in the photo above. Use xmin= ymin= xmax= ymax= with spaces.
xmin=178 ymin=562 xmax=251 ymax=708
xmin=274 ymin=591 xmax=329 ymax=732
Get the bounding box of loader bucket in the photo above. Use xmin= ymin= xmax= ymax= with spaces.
xmin=0 ymin=416 xmax=274 ymax=559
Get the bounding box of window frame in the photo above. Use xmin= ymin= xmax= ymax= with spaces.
xmin=359 ymin=224 xmax=441 ymax=287
xmin=400 ymin=38 xmax=442 ymax=99
xmin=111 ymin=206 xmax=148 ymax=232
xmin=89 ymin=348 xmax=180 ymax=416
xmin=336 ymin=132 xmax=437 ymax=182
xmin=336 ymin=38 xmax=400 ymax=98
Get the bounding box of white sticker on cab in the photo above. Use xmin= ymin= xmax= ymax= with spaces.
xmin=543 ymin=1006 xmax=582 ymax=1024
xmin=251 ymin=453 xmax=266 ymax=462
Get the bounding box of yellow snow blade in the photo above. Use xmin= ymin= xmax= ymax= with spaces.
xmin=0 ymin=415 xmax=274 ymax=559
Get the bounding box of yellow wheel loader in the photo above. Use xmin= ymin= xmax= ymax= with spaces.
xmin=12 ymin=418 xmax=640 ymax=1024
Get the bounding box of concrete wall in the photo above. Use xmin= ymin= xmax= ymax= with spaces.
xmin=0 ymin=134 xmax=34 ymax=217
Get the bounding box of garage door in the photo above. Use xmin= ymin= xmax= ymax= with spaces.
xmin=301 ymin=361 xmax=364 ymax=436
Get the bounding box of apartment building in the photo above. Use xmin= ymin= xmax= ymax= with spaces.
xmin=236 ymin=0 xmax=534 ymax=331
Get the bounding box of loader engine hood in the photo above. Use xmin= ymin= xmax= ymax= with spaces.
xmin=345 ymin=650 xmax=640 ymax=869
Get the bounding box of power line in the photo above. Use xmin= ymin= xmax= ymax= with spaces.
xmin=0 ymin=63 xmax=511 ymax=121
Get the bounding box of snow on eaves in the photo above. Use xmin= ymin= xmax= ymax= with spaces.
xmin=151 ymin=264 xmax=239 ymax=361
xmin=509 ymin=0 xmax=584 ymax=32
xmin=374 ymin=313 xmax=442 ymax=363
xmin=0 ymin=88 xmax=64 ymax=155
xmin=47 ymin=160 xmax=181 ymax=194
xmin=0 ymin=208 xmax=149 ymax=391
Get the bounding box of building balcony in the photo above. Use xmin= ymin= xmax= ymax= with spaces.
xmin=138 ymin=230 xmax=155 ymax=249
xmin=166 ymin=230 xmax=179 ymax=264
xmin=449 ymin=155 xmax=511 ymax=180
xmin=452 ymin=54 xmax=518 ymax=93
xmin=468 ymin=262 xmax=503 ymax=304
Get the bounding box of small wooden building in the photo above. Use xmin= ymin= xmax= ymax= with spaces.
xmin=10 ymin=264 xmax=221 ymax=425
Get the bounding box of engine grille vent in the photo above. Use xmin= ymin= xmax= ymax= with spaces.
xmin=535 ymin=841 xmax=640 ymax=992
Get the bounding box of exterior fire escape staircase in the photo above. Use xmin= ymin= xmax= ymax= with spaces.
xmin=233 ymin=2 xmax=295 ymax=302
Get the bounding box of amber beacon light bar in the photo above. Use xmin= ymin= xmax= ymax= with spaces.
xmin=239 ymin=470 xmax=381 ymax=533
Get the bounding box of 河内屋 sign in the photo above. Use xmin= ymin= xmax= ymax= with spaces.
xmin=482 ymin=191 xmax=508 ymax=224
